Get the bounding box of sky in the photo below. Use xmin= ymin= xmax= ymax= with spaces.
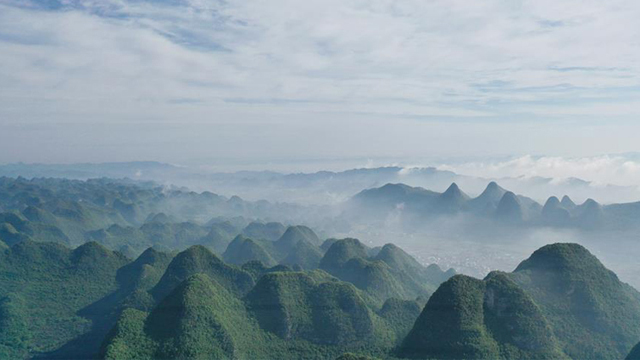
xmin=1 ymin=0 xmax=640 ymax=168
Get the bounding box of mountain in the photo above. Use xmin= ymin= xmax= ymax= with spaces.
xmin=374 ymin=243 xmax=452 ymax=293
xmin=399 ymin=243 xmax=640 ymax=360
xmin=0 ymin=211 xmax=71 ymax=246
xmin=41 ymin=247 xmax=175 ymax=359
xmin=244 ymin=271 xmax=394 ymax=346
xmin=104 ymin=270 xmax=397 ymax=360
xmin=495 ymin=191 xmax=525 ymax=223
xmin=398 ymin=273 xmax=566 ymax=359
xmin=223 ymin=235 xmax=277 ymax=267
xmin=0 ymin=294 xmax=31 ymax=358
xmin=241 ymin=221 xmax=287 ymax=241
xmin=321 ymin=238 xmax=339 ymax=252
xmin=348 ymin=181 xmax=640 ymax=231
xmin=86 ymin=221 xmax=211 ymax=257
xmin=510 ymin=243 xmax=640 ymax=359
xmin=437 ymin=183 xmax=470 ymax=212
xmin=275 ymin=225 xmax=322 ymax=249
xmin=151 ymin=245 xmax=255 ymax=301
xmin=349 ymin=182 xmax=545 ymax=228
xmin=240 ymin=261 xmax=295 ymax=281
xmin=199 ymin=222 xmax=238 ymax=254
xmin=320 ymin=239 xmax=453 ymax=304
xmin=467 ymin=181 xmax=507 ymax=212
xmin=116 ymin=247 xmax=174 ymax=295
xmin=103 ymin=273 xmax=266 ymax=359
xmin=378 ymin=298 xmax=422 ymax=340
xmin=0 ymin=177 xmax=307 ymax=251
xmin=319 ymin=238 xmax=370 ymax=271
xmin=541 ymin=196 xmax=571 ymax=225
xmin=574 ymin=199 xmax=604 ymax=226
xmin=3 ymin=228 xmax=639 ymax=359
xmin=0 ymin=240 xmax=129 ymax=358
xmin=560 ymin=195 xmax=576 ymax=210
xmin=280 ymin=239 xmax=323 ymax=270
xmin=350 ymin=183 xmax=439 ymax=217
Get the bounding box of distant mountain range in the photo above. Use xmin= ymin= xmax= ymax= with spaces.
xmin=1 ymin=161 xmax=638 ymax=205
xmin=348 ymin=181 xmax=640 ymax=230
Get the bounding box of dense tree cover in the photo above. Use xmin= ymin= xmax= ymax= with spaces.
xmin=510 ymin=243 xmax=640 ymax=359
xmin=398 ymin=273 xmax=565 ymax=360
xmin=0 ymin=235 xmax=638 ymax=359
xmin=0 ymin=177 xmax=303 ymax=253
xmin=399 ymin=243 xmax=640 ymax=360
xmin=1 ymin=178 xmax=639 ymax=359
xmin=320 ymin=239 xmax=451 ymax=305
xmin=0 ymin=241 xmax=129 ymax=358
xmin=627 ymin=342 xmax=640 ymax=360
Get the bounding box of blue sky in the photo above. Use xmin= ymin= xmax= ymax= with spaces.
xmin=1 ymin=0 xmax=640 ymax=166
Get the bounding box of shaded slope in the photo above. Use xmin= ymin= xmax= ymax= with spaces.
xmin=468 ymin=181 xmax=507 ymax=212
xmin=104 ymin=274 xmax=266 ymax=360
xmin=627 ymin=342 xmax=640 ymax=360
xmin=320 ymin=239 xmax=453 ymax=304
xmin=0 ymin=241 xmax=128 ymax=358
xmin=223 ymin=235 xmax=277 ymax=267
xmin=510 ymin=243 xmax=640 ymax=359
xmin=398 ymin=273 xmax=565 ymax=359
xmin=244 ymin=271 xmax=395 ymax=346
xmin=151 ymin=245 xmax=254 ymax=301
xmin=280 ymin=239 xmax=323 ymax=270
xmin=242 ymin=221 xmax=286 ymax=241
xmin=495 ymin=191 xmax=524 ymax=223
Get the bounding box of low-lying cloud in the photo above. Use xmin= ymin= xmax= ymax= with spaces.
xmin=436 ymin=154 xmax=640 ymax=203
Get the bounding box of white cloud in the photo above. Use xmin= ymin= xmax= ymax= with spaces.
xmin=438 ymin=154 xmax=640 ymax=188
xmin=1 ymin=0 xmax=640 ymax=163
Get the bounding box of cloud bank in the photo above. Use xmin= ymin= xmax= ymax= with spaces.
xmin=1 ymin=0 xmax=640 ymax=163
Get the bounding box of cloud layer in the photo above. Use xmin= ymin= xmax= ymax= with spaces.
xmin=1 ymin=0 xmax=640 ymax=163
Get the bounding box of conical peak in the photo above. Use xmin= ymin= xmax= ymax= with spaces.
xmin=560 ymin=195 xmax=576 ymax=208
xmin=515 ymin=243 xmax=600 ymax=273
xmin=501 ymin=191 xmax=519 ymax=202
xmin=582 ymin=198 xmax=601 ymax=208
xmin=486 ymin=181 xmax=499 ymax=191
xmin=441 ymin=182 xmax=468 ymax=199
xmin=495 ymin=191 xmax=523 ymax=221
xmin=477 ymin=181 xmax=506 ymax=198
xmin=544 ymin=196 xmax=560 ymax=207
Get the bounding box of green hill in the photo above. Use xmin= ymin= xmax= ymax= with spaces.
xmin=103 ymin=274 xmax=266 ymax=359
xmin=377 ymin=298 xmax=421 ymax=340
xmin=0 ymin=294 xmax=31 ymax=359
xmin=0 ymin=240 xmax=129 ymax=358
xmin=116 ymin=247 xmax=174 ymax=298
xmin=399 ymin=243 xmax=640 ymax=360
xmin=0 ymin=211 xmax=70 ymax=246
xmin=320 ymin=239 xmax=452 ymax=304
xmin=276 ymin=225 xmax=322 ymax=250
xmin=510 ymin=243 xmax=640 ymax=359
xmin=280 ymin=239 xmax=324 ymax=270
xmin=151 ymin=245 xmax=255 ymax=301
xmin=223 ymin=235 xmax=278 ymax=267
xmin=242 ymin=221 xmax=287 ymax=241
xmin=320 ymin=238 xmax=370 ymax=270
xmin=398 ymin=273 xmax=565 ymax=359
xmin=199 ymin=223 xmax=238 ymax=253
xmin=244 ymin=271 xmax=395 ymax=346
